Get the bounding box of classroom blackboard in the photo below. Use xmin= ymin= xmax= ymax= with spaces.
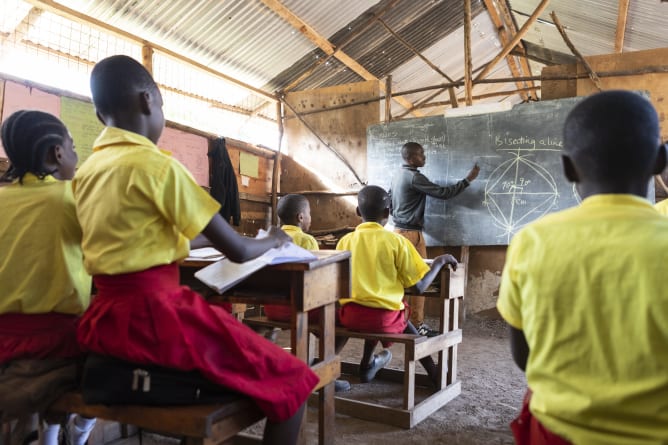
xmin=368 ymin=97 xmax=590 ymax=246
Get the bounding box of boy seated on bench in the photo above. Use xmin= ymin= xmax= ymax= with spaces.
xmin=335 ymin=185 xmax=458 ymax=383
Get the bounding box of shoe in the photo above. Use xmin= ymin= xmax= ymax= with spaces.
xmin=360 ymin=349 xmax=392 ymax=383
xmin=416 ymin=322 xmax=439 ymax=337
xmin=334 ymin=379 xmax=351 ymax=392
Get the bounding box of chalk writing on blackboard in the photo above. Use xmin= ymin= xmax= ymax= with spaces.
xmin=367 ymin=97 xmax=589 ymax=246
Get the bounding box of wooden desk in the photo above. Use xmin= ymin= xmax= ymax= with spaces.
xmin=181 ymin=249 xmax=350 ymax=445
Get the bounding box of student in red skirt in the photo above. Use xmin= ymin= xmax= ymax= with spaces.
xmin=335 ymin=185 xmax=458 ymax=383
xmin=498 ymin=91 xmax=668 ymax=444
xmin=72 ymin=55 xmax=318 ymax=445
xmin=0 ymin=110 xmax=95 ymax=445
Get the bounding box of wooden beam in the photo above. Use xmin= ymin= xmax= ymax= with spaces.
xmin=415 ymin=86 xmax=541 ymax=110
xmin=271 ymin=101 xmax=284 ymax=225
xmin=24 ymin=0 xmax=277 ymax=102
xmin=464 ymin=0 xmax=473 ymax=105
xmin=259 ymin=0 xmax=423 ymax=117
xmin=142 ymin=45 xmax=153 ymax=75
xmin=385 ymin=75 xmax=392 ymax=122
xmin=615 ymin=0 xmax=630 ymax=53
xmin=482 ymin=0 xmax=530 ymax=100
xmin=474 ymin=0 xmax=550 ymax=83
xmin=496 ymin=0 xmax=537 ymax=89
xmin=550 ymin=11 xmax=603 ymax=91
xmin=377 ymin=17 xmax=460 ymax=108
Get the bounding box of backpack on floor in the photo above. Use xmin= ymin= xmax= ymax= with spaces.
xmin=81 ymin=354 xmax=241 ymax=405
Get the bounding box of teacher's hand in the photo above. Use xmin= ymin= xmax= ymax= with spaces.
xmin=466 ymin=163 xmax=480 ymax=182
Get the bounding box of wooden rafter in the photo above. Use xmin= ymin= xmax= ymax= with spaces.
xmin=0 ymin=7 xmax=43 ymax=45
xmin=496 ymin=0 xmax=536 ymax=87
xmin=482 ymin=0 xmax=530 ymax=100
xmin=474 ymin=0 xmax=550 ymax=83
xmin=615 ymin=0 xmax=630 ymax=53
xmin=259 ymin=0 xmax=423 ymax=117
xmin=24 ymin=0 xmax=277 ymax=102
xmin=377 ymin=17 xmax=459 ymax=108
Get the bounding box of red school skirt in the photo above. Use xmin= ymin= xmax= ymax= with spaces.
xmin=77 ymin=263 xmax=319 ymax=422
xmin=338 ymin=302 xmax=409 ymax=348
xmin=511 ymin=390 xmax=572 ymax=445
xmin=0 ymin=313 xmax=81 ymax=364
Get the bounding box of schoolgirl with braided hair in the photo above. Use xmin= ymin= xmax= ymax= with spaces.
xmin=0 ymin=110 xmax=95 ymax=445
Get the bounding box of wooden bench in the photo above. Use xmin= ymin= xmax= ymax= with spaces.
xmin=244 ymin=265 xmax=465 ymax=429
xmin=47 ymin=392 xmax=265 ymax=445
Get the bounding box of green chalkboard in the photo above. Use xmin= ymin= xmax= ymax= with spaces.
xmin=367 ymin=97 xmax=590 ymax=246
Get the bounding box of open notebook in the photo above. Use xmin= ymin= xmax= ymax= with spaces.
xmin=194 ymin=242 xmax=317 ymax=294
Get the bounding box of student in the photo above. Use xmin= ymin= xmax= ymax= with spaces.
xmin=264 ymin=193 xmax=318 ymax=322
xmin=497 ymin=90 xmax=668 ymax=444
xmin=72 ymin=55 xmax=318 ymax=445
xmin=0 ymin=110 xmax=95 ymax=445
xmin=336 ymin=185 xmax=458 ymax=383
xmin=390 ymin=142 xmax=479 ymax=336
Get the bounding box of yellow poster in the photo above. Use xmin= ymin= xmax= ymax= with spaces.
xmin=60 ymin=97 xmax=104 ymax=166
xmin=239 ymin=151 xmax=259 ymax=178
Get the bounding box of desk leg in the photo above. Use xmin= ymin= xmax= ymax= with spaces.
xmin=319 ymin=303 xmax=336 ymax=445
xmin=291 ymin=310 xmax=309 ymax=445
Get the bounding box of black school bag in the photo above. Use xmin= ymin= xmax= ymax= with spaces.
xmin=81 ymin=354 xmax=241 ymax=405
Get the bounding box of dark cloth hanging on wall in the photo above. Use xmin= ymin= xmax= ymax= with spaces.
xmin=208 ymin=137 xmax=241 ymax=226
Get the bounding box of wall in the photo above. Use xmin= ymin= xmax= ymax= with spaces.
xmin=0 ymin=75 xmax=275 ymax=234
xmin=542 ymin=47 xmax=668 ymax=200
xmin=282 ymin=80 xmax=380 ymax=232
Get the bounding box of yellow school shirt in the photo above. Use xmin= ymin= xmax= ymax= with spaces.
xmin=72 ymin=127 xmax=221 ymax=275
xmin=655 ymin=198 xmax=668 ymax=216
xmin=0 ymin=174 xmax=91 ymax=314
xmin=497 ymin=194 xmax=668 ymax=444
xmin=336 ymin=222 xmax=429 ymax=310
xmin=281 ymin=225 xmax=319 ymax=250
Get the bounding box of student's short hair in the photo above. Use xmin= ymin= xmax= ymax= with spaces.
xmin=90 ymin=55 xmax=158 ymax=116
xmin=357 ymin=185 xmax=390 ymax=220
xmin=564 ymin=91 xmax=660 ymax=182
xmin=401 ymin=142 xmax=422 ymax=161
xmin=277 ymin=194 xmax=310 ymax=225
xmin=1 ymin=110 xmax=68 ymax=182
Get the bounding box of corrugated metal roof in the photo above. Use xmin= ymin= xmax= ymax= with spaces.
xmin=510 ymin=0 xmax=668 ymax=58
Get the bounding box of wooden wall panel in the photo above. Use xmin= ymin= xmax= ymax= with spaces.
xmin=283 ymin=80 xmax=380 ymax=232
xmin=541 ymin=48 xmax=668 ymax=199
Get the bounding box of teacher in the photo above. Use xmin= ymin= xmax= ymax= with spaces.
xmin=390 ymin=141 xmax=480 ymax=336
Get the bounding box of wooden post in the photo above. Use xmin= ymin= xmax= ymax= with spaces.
xmin=271 ymin=98 xmax=284 ymax=226
xmin=385 ymin=75 xmax=392 ymax=122
xmin=142 ymin=45 xmax=153 ymax=75
xmin=464 ymin=0 xmax=473 ymax=106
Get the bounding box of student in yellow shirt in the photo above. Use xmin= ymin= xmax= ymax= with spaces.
xmin=0 ymin=110 xmax=95 ymax=445
xmin=497 ymin=91 xmax=668 ymax=445
xmin=264 ymin=193 xmax=318 ymax=322
xmin=336 ymin=185 xmax=458 ymax=383
xmin=73 ymin=55 xmax=318 ymax=445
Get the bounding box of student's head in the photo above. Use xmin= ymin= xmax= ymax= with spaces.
xmin=1 ymin=110 xmax=77 ymax=182
xmin=356 ymin=185 xmax=390 ymax=224
xmin=90 ymin=55 xmax=165 ymax=144
xmin=277 ymin=194 xmax=312 ymax=231
xmin=401 ymin=142 xmax=425 ymax=168
xmin=563 ymin=91 xmax=665 ymax=198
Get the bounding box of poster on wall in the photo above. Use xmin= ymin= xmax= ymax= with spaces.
xmin=0 ymin=81 xmax=61 ymax=159
xmin=158 ymin=126 xmax=209 ymax=187
xmin=60 ymin=97 xmax=104 ymax=166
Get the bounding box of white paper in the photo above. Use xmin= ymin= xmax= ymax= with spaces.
xmin=188 ymin=247 xmax=224 ymax=259
xmin=194 ymin=242 xmax=317 ymax=294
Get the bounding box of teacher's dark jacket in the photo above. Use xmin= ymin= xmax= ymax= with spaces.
xmin=390 ymin=164 xmax=470 ymax=231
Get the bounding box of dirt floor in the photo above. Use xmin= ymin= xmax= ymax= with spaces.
xmin=99 ymin=315 xmax=526 ymax=445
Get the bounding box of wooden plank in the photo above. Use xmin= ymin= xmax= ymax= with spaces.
xmin=414 ymin=330 xmax=462 ymax=359
xmin=615 ymin=0 xmax=630 ymax=53
xmin=333 ymin=397 xmax=411 ymax=429
xmin=410 ymin=382 xmax=461 ymax=427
